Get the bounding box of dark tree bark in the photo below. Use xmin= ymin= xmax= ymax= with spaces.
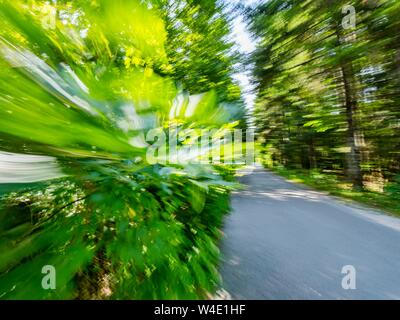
xmin=340 ymin=60 xmax=363 ymax=189
xmin=331 ymin=8 xmax=364 ymax=190
xmin=309 ymin=137 xmax=317 ymax=169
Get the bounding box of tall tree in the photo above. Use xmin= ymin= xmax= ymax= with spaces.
xmin=157 ymin=0 xmax=247 ymax=124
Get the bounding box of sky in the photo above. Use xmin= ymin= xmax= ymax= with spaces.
xmin=227 ymin=0 xmax=262 ymax=115
xmin=232 ymin=14 xmax=256 ymax=113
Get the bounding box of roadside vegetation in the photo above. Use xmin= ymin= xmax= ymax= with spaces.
xmin=264 ymin=163 xmax=400 ymax=217
xmin=0 ymin=0 xmax=244 ymax=299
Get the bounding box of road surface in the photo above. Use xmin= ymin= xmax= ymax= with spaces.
xmin=219 ymin=166 xmax=400 ymax=299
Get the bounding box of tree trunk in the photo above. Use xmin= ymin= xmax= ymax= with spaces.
xmin=335 ymin=28 xmax=364 ymax=190
xmin=341 ymin=62 xmax=363 ymax=189
xmin=309 ymin=137 xmax=317 ymax=169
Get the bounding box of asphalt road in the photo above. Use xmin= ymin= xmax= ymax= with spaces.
xmin=219 ymin=166 xmax=400 ymax=299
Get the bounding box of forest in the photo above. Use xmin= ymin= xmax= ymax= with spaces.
xmin=0 ymin=0 xmax=399 ymax=300
xmin=251 ymin=0 xmax=400 ymax=213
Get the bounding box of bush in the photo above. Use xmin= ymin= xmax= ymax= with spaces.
xmin=0 ymin=1 xmax=238 ymax=299
xmin=384 ymin=175 xmax=400 ymax=204
xmin=0 ymin=163 xmax=232 ymax=299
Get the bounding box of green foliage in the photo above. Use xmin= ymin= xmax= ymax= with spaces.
xmin=159 ymin=0 xmax=247 ymax=127
xmin=385 ymin=175 xmax=400 ymax=201
xmin=0 ymin=0 xmax=241 ymax=299
xmin=0 ymin=163 xmax=233 ymax=299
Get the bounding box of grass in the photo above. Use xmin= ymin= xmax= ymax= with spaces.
xmin=269 ymin=166 xmax=400 ymax=218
